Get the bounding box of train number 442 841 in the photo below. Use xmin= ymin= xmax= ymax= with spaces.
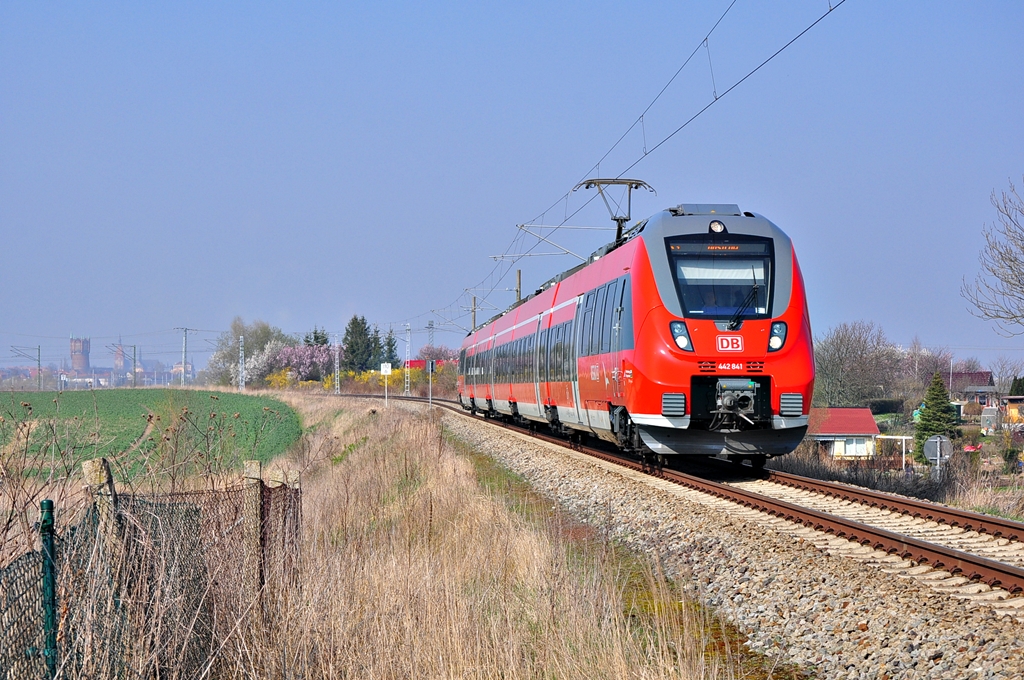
xmin=717 ymin=362 xmax=744 ymax=371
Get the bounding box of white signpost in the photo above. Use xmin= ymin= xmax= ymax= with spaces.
xmin=381 ymin=362 xmax=392 ymax=407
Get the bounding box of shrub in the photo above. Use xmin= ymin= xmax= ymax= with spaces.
xmin=962 ymin=402 xmax=984 ymax=417
xmin=867 ymin=398 xmax=904 ymax=415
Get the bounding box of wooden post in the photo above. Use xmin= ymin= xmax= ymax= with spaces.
xmin=81 ymin=458 xmax=123 ymax=676
xmin=82 ymin=458 xmax=119 ymax=545
xmin=267 ymin=468 xmax=286 ymax=488
xmin=285 ymin=470 xmax=301 ymax=585
xmin=243 ymin=460 xmax=264 ymax=604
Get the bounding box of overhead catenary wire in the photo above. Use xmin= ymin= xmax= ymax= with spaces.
xmin=430 ymin=0 xmax=848 ymax=332
xmin=420 ymin=1 xmax=744 ymax=331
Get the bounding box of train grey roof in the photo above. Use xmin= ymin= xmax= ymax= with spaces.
xmin=470 ymin=206 xmax=797 ymax=334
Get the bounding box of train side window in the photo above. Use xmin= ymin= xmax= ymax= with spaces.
xmin=518 ymin=338 xmax=523 ymax=382
xmin=548 ymin=329 xmax=556 ymax=383
xmin=545 ymin=328 xmax=552 ymax=383
xmin=520 ymin=337 xmax=528 ymax=383
xmin=517 ymin=338 xmax=523 ymax=382
xmin=538 ymin=329 xmax=547 ymax=383
xmin=552 ymin=325 xmax=561 ymax=382
xmin=554 ymin=325 xmax=562 ymax=382
xmin=553 ymin=324 xmax=563 ymax=382
xmin=527 ymin=334 xmax=535 ymax=383
xmin=517 ymin=338 xmax=522 ymax=382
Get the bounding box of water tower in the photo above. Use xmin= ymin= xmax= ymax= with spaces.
xmin=70 ymin=337 xmax=90 ymax=372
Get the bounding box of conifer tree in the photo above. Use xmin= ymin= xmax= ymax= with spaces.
xmin=368 ymin=325 xmax=384 ymax=367
xmin=914 ymin=372 xmax=958 ymax=458
xmin=383 ymin=328 xmax=400 ymax=365
xmin=1010 ymin=376 xmax=1024 ymax=396
xmin=341 ymin=315 xmax=373 ymax=372
xmin=303 ymin=326 xmax=330 ymax=347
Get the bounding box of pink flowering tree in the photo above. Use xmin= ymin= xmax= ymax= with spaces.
xmin=277 ymin=344 xmax=336 ymax=382
xmin=416 ymin=345 xmax=460 ymax=362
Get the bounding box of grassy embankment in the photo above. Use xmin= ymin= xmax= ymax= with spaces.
xmin=263 ymin=393 xmax=805 ymax=679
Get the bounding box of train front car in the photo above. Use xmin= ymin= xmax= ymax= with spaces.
xmin=625 ymin=204 xmax=814 ymax=464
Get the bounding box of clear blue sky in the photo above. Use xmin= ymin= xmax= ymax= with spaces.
xmin=2 ymin=1 xmax=1023 ymax=369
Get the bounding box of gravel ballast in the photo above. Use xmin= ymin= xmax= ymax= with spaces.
xmin=444 ymin=413 xmax=1024 ymax=680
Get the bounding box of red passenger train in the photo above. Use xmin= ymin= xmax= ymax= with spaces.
xmin=457 ymin=204 xmax=814 ymax=465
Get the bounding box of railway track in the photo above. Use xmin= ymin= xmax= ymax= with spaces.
xmin=344 ymin=393 xmax=1024 ymax=608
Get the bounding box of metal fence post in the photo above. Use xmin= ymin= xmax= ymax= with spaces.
xmin=40 ymin=499 xmax=57 ymax=680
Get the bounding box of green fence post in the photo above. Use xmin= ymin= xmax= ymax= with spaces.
xmin=40 ymin=499 xmax=57 ymax=680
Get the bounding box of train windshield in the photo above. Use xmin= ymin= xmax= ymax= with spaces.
xmin=667 ymin=238 xmax=772 ymax=319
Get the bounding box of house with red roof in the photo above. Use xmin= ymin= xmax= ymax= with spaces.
xmin=942 ymin=371 xmax=996 ymax=405
xmin=806 ymin=407 xmax=881 ymax=459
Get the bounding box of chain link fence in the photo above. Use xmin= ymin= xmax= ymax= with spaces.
xmin=0 ymin=459 xmax=301 ymax=679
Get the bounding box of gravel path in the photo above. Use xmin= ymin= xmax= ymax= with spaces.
xmin=444 ymin=412 xmax=1024 ymax=680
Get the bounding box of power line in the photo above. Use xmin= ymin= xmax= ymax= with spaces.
xmin=434 ymin=0 xmax=848 ymax=329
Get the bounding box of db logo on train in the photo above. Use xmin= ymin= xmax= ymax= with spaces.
xmin=716 ymin=335 xmax=744 ymax=352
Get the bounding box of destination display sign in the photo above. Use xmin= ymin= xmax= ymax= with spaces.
xmin=669 ymin=241 xmax=769 ymax=254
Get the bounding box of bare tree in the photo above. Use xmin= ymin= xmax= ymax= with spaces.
xmin=962 ymin=177 xmax=1024 ymax=335
xmin=953 ymin=357 xmax=983 ymax=373
xmin=813 ymin=321 xmax=901 ymax=407
xmin=988 ymin=355 xmax=1024 ymax=396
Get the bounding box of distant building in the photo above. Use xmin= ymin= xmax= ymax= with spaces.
xmin=806 ymin=407 xmax=880 ymax=459
xmin=403 ymin=359 xmax=453 ymax=370
xmin=70 ymin=337 xmax=90 ymax=372
xmin=942 ymin=371 xmax=996 ymax=405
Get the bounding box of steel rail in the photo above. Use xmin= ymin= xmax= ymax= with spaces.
xmin=331 ymin=393 xmax=1024 ymax=593
xmin=765 ymin=470 xmax=1024 ymax=542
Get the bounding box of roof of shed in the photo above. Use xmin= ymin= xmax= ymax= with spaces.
xmin=807 ymin=407 xmax=880 ymax=437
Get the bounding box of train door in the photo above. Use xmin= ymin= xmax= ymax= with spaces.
xmin=570 ymin=296 xmax=585 ymax=426
xmin=611 ymin=277 xmax=624 ymax=399
xmin=533 ymin=315 xmax=544 ymax=411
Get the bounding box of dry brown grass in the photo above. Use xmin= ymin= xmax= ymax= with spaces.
xmin=0 ymin=391 xmax=794 ymax=677
xmin=265 ymin=394 xmax=741 ymax=679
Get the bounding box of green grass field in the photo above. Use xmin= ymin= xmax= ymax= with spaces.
xmin=0 ymin=389 xmax=302 ymax=474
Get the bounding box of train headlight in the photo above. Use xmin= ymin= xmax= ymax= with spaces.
xmin=768 ymin=322 xmax=787 ymax=352
xmin=669 ymin=321 xmax=694 ymax=352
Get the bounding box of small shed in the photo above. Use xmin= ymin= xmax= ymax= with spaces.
xmin=1003 ymin=396 xmax=1024 ymax=424
xmin=806 ymin=407 xmax=881 ymax=459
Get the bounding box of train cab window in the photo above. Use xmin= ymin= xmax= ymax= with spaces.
xmin=667 ymin=237 xmax=772 ymax=320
